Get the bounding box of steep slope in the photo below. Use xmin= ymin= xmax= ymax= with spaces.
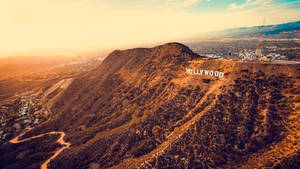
xmin=3 ymin=42 xmax=299 ymax=169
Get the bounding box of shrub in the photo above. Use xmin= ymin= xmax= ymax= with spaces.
xmin=152 ymin=125 xmax=162 ymax=137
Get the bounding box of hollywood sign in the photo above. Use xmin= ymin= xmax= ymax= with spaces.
xmin=186 ymin=68 xmax=224 ymax=78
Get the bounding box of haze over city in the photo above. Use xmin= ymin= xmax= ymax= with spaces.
xmin=1 ymin=0 xmax=300 ymax=58
xmin=1 ymin=1 xmax=300 ymax=169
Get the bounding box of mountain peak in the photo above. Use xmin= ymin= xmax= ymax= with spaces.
xmin=150 ymin=42 xmax=200 ymax=62
xmin=101 ymin=42 xmax=199 ymax=72
xmin=158 ymin=42 xmax=189 ymax=48
xmin=154 ymin=42 xmax=196 ymax=54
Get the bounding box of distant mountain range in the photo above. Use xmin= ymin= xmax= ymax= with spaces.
xmin=192 ymin=20 xmax=300 ymax=40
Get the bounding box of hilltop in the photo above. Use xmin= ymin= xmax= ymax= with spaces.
xmin=1 ymin=42 xmax=299 ymax=169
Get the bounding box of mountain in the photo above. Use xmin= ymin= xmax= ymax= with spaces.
xmin=1 ymin=43 xmax=299 ymax=169
xmin=192 ymin=20 xmax=300 ymax=40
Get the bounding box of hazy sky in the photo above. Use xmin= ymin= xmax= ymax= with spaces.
xmin=0 ymin=0 xmax=300 ymax=57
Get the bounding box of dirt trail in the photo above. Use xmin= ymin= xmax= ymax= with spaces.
xmin=40 ymin=132 xmax=70 ymax=169
xmin=235 ymin=88 xmax=300 ymax=168
xmin=10 ymin=79 xmax=73 ymax=169
xmin=113 ymin=78 xmax=227 ymax=169
xmin=9 ymin=129 xmax=70 ymax=169
xmin=9 ymin=78 xmax=73 ymax=169
xmin=174 ymin=78 xmax=226 ymax=127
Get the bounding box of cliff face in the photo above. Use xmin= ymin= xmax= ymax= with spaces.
xmin=4 ymin=43 xmax=300 ymax=169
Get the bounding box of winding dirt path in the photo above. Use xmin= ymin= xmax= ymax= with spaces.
xmin=9 ymin=128 xmax=71 ymax=169
xmin=112 ymin=78 xmax=227 ymax=169
xmin=8 ymin=78 xmax=73 ymax=169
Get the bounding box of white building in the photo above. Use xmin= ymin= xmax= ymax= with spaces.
xmin=239 ymin=49 xmax=255 ymax=61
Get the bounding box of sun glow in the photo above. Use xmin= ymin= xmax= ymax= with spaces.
xmin=0 ymin=0 xmax=299 ymax=57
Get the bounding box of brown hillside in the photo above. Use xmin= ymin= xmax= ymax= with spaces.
xmin=2 ymin=42 xmax=299 ymax=169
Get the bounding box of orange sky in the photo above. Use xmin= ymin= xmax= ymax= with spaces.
xmin=1 ymin=0 xmax=299 ymax=58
